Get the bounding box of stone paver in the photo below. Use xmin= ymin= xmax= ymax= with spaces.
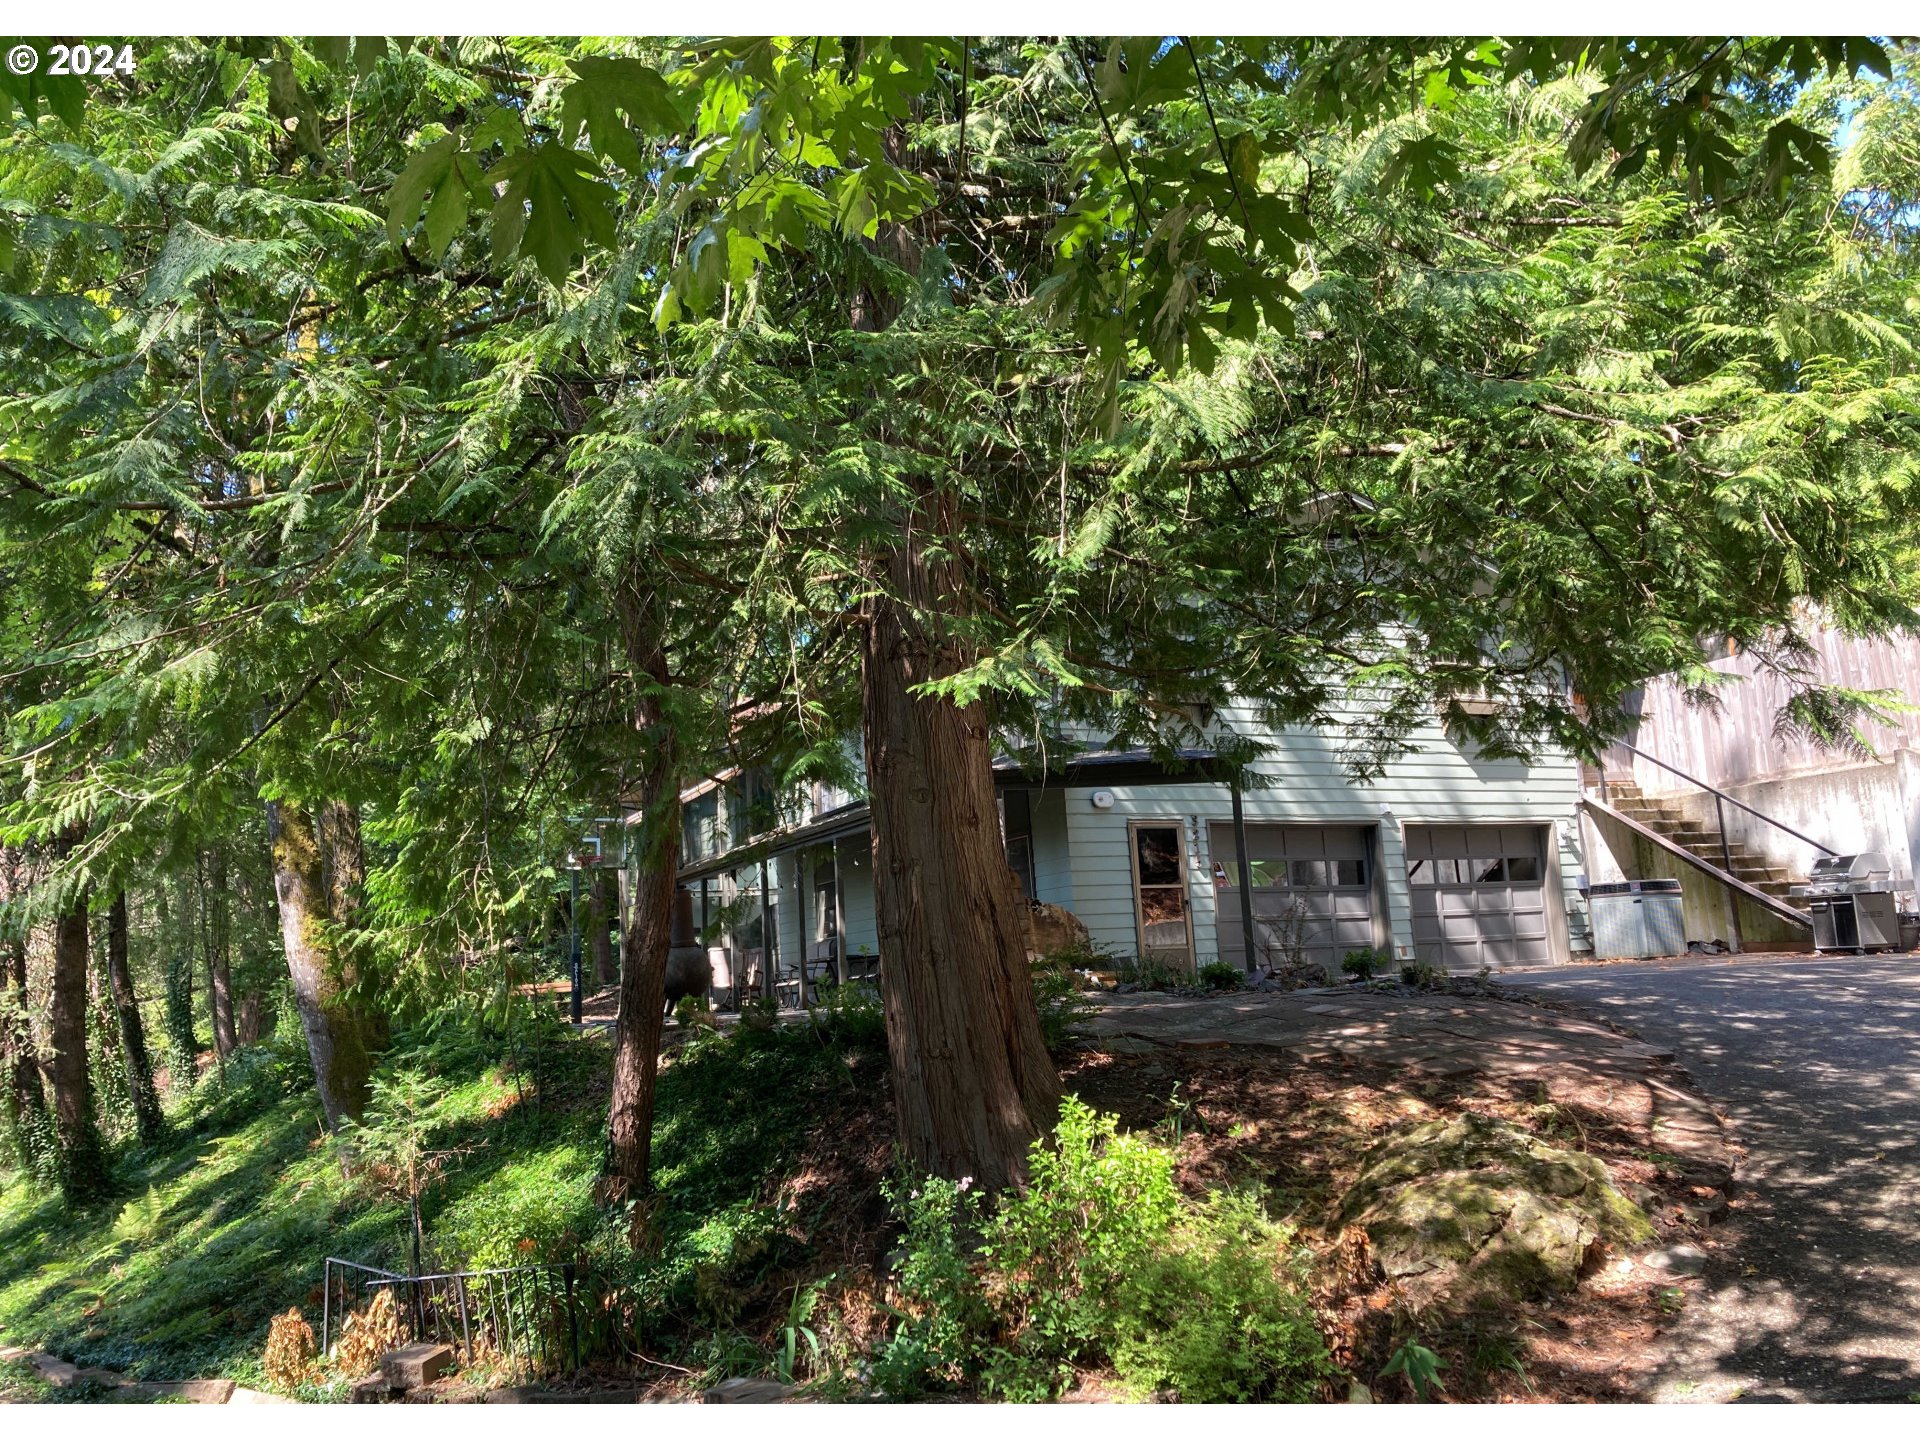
xmin=1 ymin=1348 xmax=273 ymax=1404
xmin=1095 ymin=986 xmax=1674 ymax=1077
xmin=1501 ymin=954 xmax=1920 ymax=1402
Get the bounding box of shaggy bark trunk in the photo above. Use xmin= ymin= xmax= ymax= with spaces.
xmin=157 ymin=880 xmax=198 ymax=1095
xmin=603 ymin=591 xmax=679 ymax=1209
xmin=861 ymin=511 xmax=1062 ymax=1191
xmin=588 ymin=869 xmax=619 ymax=986
xmin=843 ymin=184 xmax=1058 ymax=1188
xmin=48 ymin=880 xmax=108 ymax=1198
xmin=202 ymin=849 xmax=237 ymax=1060
xmin=104 ymin=892 xmax=165 ymax=1144
xmin=318 ymin=802 xmax=365 ymax=920
xmin=2 ymin=927 xmax=49 ymax=1171
xmin=236 ymin=990 xmax=267 ymax=1047
xmin=267 ymin=799 xmax=384 ymax=1130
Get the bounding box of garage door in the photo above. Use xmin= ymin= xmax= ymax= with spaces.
xmin=1407 ymin=825 xmax=1552 ymax=969
xmin=1208 ymin=824 xmax=1377 ymax=973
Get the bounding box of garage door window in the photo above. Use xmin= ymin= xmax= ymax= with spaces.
xmin=1410 ymin=845 xmax=1539 ymax=887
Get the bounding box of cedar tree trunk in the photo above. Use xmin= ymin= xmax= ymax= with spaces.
xmin=236 ymin=990 xmax=267 ymax=1047
xmin=603 ymin=590 xmax=679 ymax=1207
xmin=847 ymin=187 xmax=1059 ymax=1188
xmin=104 ymin=892 xmax=165 ymax=1144
xmin=267 ymin=799 xmax=384 ymax=1129
xmin=588 ymin=869 xmax=619 ymax=986
xmin=203 ymin=849 xmax=238 ymax=1059
xmin=2 ymin=930 xmax=49 ymax=1171
xmin=48 ymin=882 xmax=108 ymax=1199
xmin=157 ymin=880 xmax=198 ymax=1095
xmin=861 ymin=510 xmax=1062 ymax=1191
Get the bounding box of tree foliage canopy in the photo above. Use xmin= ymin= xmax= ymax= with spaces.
xmin=1 ymin=33 xmax=1916 ymax=994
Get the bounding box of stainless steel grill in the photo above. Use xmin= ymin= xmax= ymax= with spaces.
xmin=1789 ymin=853 xmax=1903 ymax=952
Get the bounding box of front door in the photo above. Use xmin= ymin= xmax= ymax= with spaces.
xmin=1130 ymin=822 xmax=1195 ymax=970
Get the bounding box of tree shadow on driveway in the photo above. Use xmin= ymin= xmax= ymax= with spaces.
xmin=1503 ymin=956 xmax=1920 ymax=1401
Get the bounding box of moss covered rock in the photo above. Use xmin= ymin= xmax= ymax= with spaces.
xmin=1338 ymin=1111 xmax=1654 ymax=1303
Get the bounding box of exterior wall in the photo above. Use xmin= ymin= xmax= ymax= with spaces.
xmin=689 ymin=694 xmax=1593 ymax=981
xmin=1048 ymin=699 xmax=1590 ymax=968
xmin=770 ymin=851 xmax=803 ymax=981
xmin=1602 ymin=625 xmax=1920 ymax=892
xmin=837 ymin=838 xmax=880 ymax=961
xmin=1028 ymin=787 xmax=1075 ymax=908
xmin=1608 ymin=627 xmax=1920 ymax=792
xmin=1653 ymin=758 xmax=1916 ymax=892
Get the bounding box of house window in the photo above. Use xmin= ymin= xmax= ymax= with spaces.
xmin=731 ymin=770 xmax=777 ymax=846
xmin=682 ymin=790 xmax=720 ymax=862
xmin=1409 ymin=832 xmax=1543 ymax=886
xmin=1006 ymin=835 xmax=1035 ymax=899
xmin=811 ymin=852 xmax=839 ymax=945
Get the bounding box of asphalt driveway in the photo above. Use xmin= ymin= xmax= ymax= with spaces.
xmin=1502 ymin=954 xmax=1920 ymax=1402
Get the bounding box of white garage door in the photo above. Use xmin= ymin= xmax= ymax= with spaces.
xmin=1209 ymin=824 xmax=1377 ymax=973
xmin=1407 ymin=824 xmax=1553 ymax=969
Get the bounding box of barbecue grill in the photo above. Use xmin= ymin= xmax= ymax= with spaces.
xmin=1789 ymin=853 xmax=1903 ymax=953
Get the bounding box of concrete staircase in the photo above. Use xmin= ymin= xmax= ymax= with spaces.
xmin=1598 ymin=780 xmax=1808 ymax=915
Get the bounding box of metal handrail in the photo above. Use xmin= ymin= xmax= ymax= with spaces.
xmin=320 ymin=1257 xmax=404 ymax=1355
xmin=1608 ymin=739 xmax=1837 ymax=857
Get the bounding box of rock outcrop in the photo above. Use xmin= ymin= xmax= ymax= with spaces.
xmin=1339 ymin=1111 xmax=1654 ymax=1303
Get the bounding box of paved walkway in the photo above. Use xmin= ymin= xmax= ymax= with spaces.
xmin=1501 ymin=955 xmax=1920 ymax=1402
xmin=0 ymin=1345 xmax=290 ymax=1403
xmin=1097 ymin=984 xmax=1680 ymax=1073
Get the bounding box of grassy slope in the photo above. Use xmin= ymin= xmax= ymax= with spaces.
xmin=0 ymin=1015 xmax=882 ymax=1387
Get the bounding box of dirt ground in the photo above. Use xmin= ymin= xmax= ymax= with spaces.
xmin=540 ymin=983 xmax=1738 ymax=1403
xmin=1062 ymin=1037 xmax=1728 ymax=1402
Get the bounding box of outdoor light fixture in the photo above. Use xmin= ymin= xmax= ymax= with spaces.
xmin=1090 ymin=789 xmax=1116 ymax=809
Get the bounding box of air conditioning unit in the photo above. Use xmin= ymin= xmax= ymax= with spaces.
xmin=1588 ymin=879 xmax=1685 ymax=959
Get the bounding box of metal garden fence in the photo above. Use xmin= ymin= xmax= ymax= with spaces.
xmin=321 ymin=1256 xmax=582 ymax=1377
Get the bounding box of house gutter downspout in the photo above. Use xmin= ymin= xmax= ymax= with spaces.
xmin=1231 ymin=777 xmax=1258 ymax=972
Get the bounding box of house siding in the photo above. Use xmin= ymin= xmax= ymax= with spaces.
xmin=838 ymin=839 xmax=880 ymax=960
xmin=1028 ymin=786 xmax=1075 ymax=908
xmin=1049 ymin=699 xmax=1589 ymax=968
xmin=668 ymin=692 xmax=1591 ymax=991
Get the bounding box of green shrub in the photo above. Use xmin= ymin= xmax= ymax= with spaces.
xmin=807 ymin=980 xmax=887 ymax=1051
xmin=1399 ymin=960 xmax=1446 ymax=988
xmin=1195 ymin=960 xmax=1245 ymax=992
xmin=738 ymin=992 xmax=780 ymax=1034
xmin=1029 ymin=955 xmax=1097 ymax=1055
xmin=979 ymin=1099 xmax=1181 ymax=1397
xmin=1115 ymin=956 xmax=1187 ymax=991
xmin=1341 ymin=949 xmax=1379 ymax=980
xmin=432 ymin=1144 xmax=596 ymax=1268
xmin=872 ymin=1173 xmax=992 ymax=1397
xmin=1109 ymin=1190 xmax=1329 ymax=1402
xmin=875 ymin=1098 xmax=1329 ymax=1402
